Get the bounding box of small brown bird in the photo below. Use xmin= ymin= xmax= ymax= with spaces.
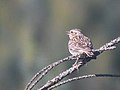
xmin=67 ymin=28 xmax=94 ymax=57
xmin=67 ymin=29 xmax=94 ymax=67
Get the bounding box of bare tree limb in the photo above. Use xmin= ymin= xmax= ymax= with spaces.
xmin=25 ymin=55 xmax=81 ymax=90
xmin=38 ymin=37 xmax=120 ymax=90
xmin=24 ymin=37 xmax=120 ymax=90
xmin=48 ymin=74 xmax=120 ymax=90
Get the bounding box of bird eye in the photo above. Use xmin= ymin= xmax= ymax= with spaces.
xmin=71 ymin=31 xmax=73 ymax=33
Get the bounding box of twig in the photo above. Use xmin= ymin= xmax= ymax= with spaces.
xmin=25 ymin=37 xmax=120 ymax=90
xmin=38 ymin=37 xmax=120 ymax=90
xmin=25 ymin=56 xmax=77 ymax=90
xmin=25 ymin=63 xmax=50 ymax=90
xmin=48 ymin=74 xmax=120 ymax=90
xmin=94 ymin=37 xmax=120 ymax=53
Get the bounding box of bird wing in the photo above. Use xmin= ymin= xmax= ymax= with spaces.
xmin=78 ymin=35 xmax=93 ymax=49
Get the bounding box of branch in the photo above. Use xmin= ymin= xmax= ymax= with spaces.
xmin=48 ymin=74 xmax=120 ymax=90
xmin=38 ymin=37 xmax=120 ymax=90
xmin=24 ymin=37 xmax=120 ymax=90
xmin=25 ymin=56 xmax=73 ymax=90
xmin=94 ymin=37 xmax=120 ymax=53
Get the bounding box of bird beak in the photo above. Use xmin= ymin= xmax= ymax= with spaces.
xmin=66 ymin=31 xmax=70 ymax=35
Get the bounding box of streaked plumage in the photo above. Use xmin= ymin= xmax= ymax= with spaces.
xmin=67 ymin=29 xmax=93 ymax=57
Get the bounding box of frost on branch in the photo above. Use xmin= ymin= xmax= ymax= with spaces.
xmin=25 ymin=37 xmax=120 ymax=90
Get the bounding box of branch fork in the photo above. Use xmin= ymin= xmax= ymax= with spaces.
xmin=25 ymin=37 xmax=120 ymax=90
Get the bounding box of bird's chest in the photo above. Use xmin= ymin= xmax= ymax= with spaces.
xmin=68 ymin=38 xmax=87 ymax=49
xmin=68 ymin=39 xmax=80 ymax=47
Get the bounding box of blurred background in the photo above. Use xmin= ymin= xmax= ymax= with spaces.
xmin=0 ymin=0 xmax=120 ymax=90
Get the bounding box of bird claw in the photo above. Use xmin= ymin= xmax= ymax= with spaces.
xmin=72 ymin=59 xmax=79 ymax=71
xmin=72 ymin=63 xmax=79 ymax=71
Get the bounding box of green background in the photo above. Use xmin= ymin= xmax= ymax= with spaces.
xmin=0 ymin=0 xmax=120 ymax=90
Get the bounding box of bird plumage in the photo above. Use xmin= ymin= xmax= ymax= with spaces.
xmin=67 ymin=29 xmax=93 ymax=56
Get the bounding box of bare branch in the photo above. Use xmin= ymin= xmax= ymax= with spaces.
xmin=38 ymin=37 xmax=120 ymax=90
xmin=48 ymin=74 xmax=120 ymax=90
xmin=94 ymin=37 xmax=120 ymax=53
xmin=25 ymin=56 xmax=76 ymax=90
xmin=25 ymin=37 xmax=120 ymax=90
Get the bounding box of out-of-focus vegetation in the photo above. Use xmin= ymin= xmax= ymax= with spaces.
xmin=0 ymin=0 xmax=120 ymax=90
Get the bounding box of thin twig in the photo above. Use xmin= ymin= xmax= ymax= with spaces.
xmin=25 ymin=64 xmax=50 ymax=90
xmin=94 ymin=37 xmax=120 ymax=53
xmin=37 ymin=37 xmax=120 ymax=90
xmin=25 ymin=56 xmax=77 ymax=90
xmin=48 ymin=74 xmax=120 ymax=90
xmin=25 ymin=37 xmax=120 ymax=90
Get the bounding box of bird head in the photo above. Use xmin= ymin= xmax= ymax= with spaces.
xmin=67 ymin=29 xmax=81 ymax=39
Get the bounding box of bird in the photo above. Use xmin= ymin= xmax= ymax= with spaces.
xmin=67 ymin=29 xmax=94 ymax=67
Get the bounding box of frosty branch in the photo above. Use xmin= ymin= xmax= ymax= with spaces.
xmin=25 ymin=37 xmax=120 ymax=90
